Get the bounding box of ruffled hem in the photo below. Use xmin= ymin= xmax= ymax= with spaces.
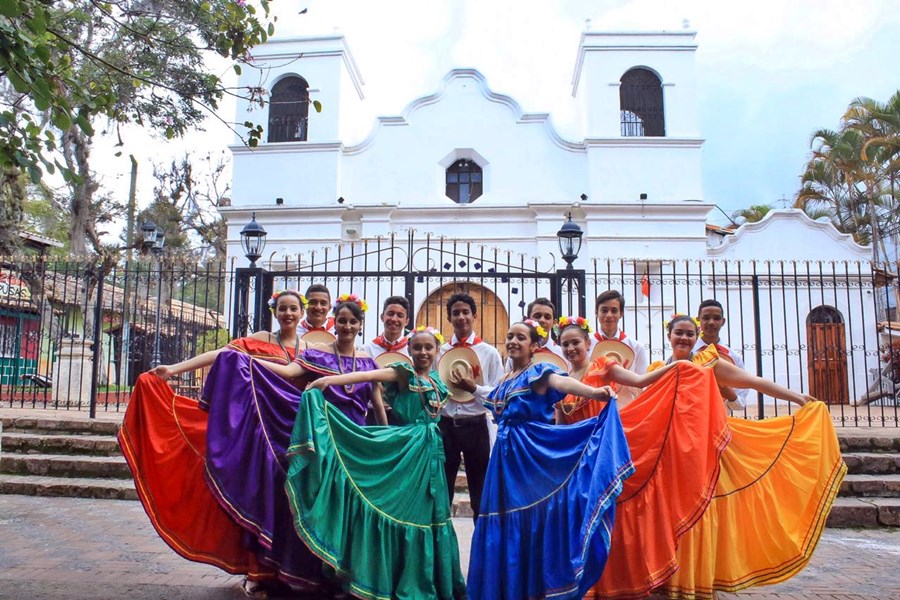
xmin=660 ymin=401 xmax=847 ymax=599
xmin=286 ymin=389 xmax=466 ymax=600
xmin=202 ymin=351 xmax=327 ymax=588
xmin=118 ymin=373 xmax=254 ymax=575
xmin=468 ymin=402 xmax=634 ymax=600
xmin=586 ymin=362 xmax=732 ymax=599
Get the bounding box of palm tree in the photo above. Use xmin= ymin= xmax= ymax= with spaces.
xmin=731 ymin=204 xmax=774 ymax=224
xmin=795 ymin=127 xmax=889 ymax=263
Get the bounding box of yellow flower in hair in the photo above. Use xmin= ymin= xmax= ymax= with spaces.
xmin=558 ymin=316 xmax=592 ymax=333
xmin=334 ymin=293 xmax=368 ymax=313
xmin=412 ymin=325 xmax=445 ymax=346
xmin=664 ymin=313 xmax=700 ymax=331
xmin=523 ymin=319 xmax=548 ymax=339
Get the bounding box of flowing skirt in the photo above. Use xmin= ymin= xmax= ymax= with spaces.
xmin=285 ymin=389 xmax=466 ymax=600
xmin=661 ymin=401 xmax=846 ymax=599
xmin=203 ymin=351 xmax=325 ymax=587
xmin=578 ymin=362 xmax=731 ymax=599
xmin=118 ymin=373 xmax=265 ymax=576
xmin=467 ymin=402 xmax=634 ymax=600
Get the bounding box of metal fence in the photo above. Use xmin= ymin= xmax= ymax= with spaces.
xmin=2 ymin=237 xmax=898 ymax=427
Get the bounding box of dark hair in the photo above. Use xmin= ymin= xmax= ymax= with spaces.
xmin=333 ymin=301 xmax=365 ymax=321
xmin=559 ymin=322 xmax=591 ymax=341
xmin=526 ymin=297 xmax=556 ymax=319
xmin=515 ymin=321 xmax=543 ymax=344
xmin=446 ymin=293 xmax=477 ymax=319
xmin=697 ymin=299 xmax=723 ymax=315
xmin=409 ymin=329 xmax=441 ymax=346
xmin=595 ymin=290 xmax=625 ymax=312
xmin=382 ymin=295 xmax=410 ymax=315
xmin=667 ymin=315 xmax=698 ymax=335
xmin=305 ymin=284 xmax=331 ymax=298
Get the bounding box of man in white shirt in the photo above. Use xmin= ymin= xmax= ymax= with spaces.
xmin=589 ymin=290 xmax=649 ymax=404
xmin=694 ymin=298 xmax=749 ymax=412
xmin=504 ymin=298 xmax=568 ymax=369
xmin=362 ymin=296 xmax=411 ymax=359
xmin=437 ymin=293 xmax=503 ymax=521
xmin=296 ymin=284 xmax=335 ymax=336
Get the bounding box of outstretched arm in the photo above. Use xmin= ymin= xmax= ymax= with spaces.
xmin=713 ymin=360 xmax=812 ymax=406
xmin=256 ymin=360 xmax=307 ymax=379
xmin=305 ymin=367 xmax=400 ymax=391
xmin=546 ymin=373 xmax=612 ymax=401
xmin=606 ymin=360 xmax=678 ymax=388
xmin=149 ymin=348 xmax=223 ymax=379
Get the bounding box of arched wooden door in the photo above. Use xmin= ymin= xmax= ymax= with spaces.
xmin=415 ymin=282 xmax=509 ymax=354
xmin=806 ymin=305 xmax=849 ymax=404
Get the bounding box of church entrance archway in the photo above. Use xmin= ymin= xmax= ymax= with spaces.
xmin=416 ymin=282 xmax=509 ymax=354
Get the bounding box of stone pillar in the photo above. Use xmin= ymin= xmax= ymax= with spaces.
xmin=54 ymin=338 xmax=93 ymax=408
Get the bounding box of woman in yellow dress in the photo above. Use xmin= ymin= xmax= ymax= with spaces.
xmin=560 ymin=314 xmax=846 ymax=599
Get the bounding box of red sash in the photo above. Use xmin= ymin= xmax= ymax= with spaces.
xmin=594 ymin=330 xmax=627 ymax=342
xmin=452 ymin=337 xmax=483 ymax=349
xmin=373 ymin=335 xmax=409 ymax=351
xmin=302 ymin=317 xmax=335 ymax=332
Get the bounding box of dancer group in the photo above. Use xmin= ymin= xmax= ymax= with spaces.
xmin=119 ymin=286 xmax=845 ymax=599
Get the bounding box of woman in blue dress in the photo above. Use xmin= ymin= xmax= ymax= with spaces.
xmin=467 ymin=320 xmax=635 ymax=600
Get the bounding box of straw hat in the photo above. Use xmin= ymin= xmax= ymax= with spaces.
xmin=531 ymin=349 xmax=569 ymax=372
xmin=301 ymin=330 xmax=336 ymax=344
xmin=437 ymin=347 xmax=483 ymax=402
xmin=590 ymin=340 xmax=635 ymax=369
xmin=374 ymin=351 xmax=413 ymax=369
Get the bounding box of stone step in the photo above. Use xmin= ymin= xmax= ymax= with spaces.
xmin=1 ymin=432 xmax=122 ymax=457
xmin=0 ymin=474 xmax=137 ymax=501
xmin=0 ymin=453 xmax=132 ymax=479
xmin=826 ymin=497 xmax=900 ymax=528
xmin=839 ymin=436 xmax=900 ymax=454
xmin=842 ymin=452 xmax=900 ymax=475
xmin=455 ymin=473 xmax=467 ymax=493
xmin=451 ymin=492 xmax=473 ymax=519
xmin=840 ymin=474 xmax=900 ymax=498
xmin=1 ymin=416 xmax=120 ymax=437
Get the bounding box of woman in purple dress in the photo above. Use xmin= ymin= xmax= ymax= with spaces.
xmin=202 ymin=294 xmax=384 ymax=596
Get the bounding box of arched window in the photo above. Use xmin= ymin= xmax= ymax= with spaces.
xmin=807 ymin=305 xmax=844 ymax=325
xmin=446 ymin=159 xmax=483 ymax=204
xmin=268 ymin=76 xmax=310 ymax=143
xmin=619 ymin=68 xmax=665 ymax=137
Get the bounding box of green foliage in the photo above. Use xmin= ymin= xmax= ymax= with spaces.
xmin=795 ymin=90 xmax=900 ymax=263
xmin=197 ymin=327 xmax=231 ymax=353
xmin=0 ymin=0 xmax=276 ymax=183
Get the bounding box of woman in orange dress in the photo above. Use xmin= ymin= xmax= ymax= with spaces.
xmin=557 ymin=316 xmax=731 ymax=599
xmin=559 ymin=315 xmax=845 ymax=599
xmin=118 ymin=290 xmax=315 ymax=599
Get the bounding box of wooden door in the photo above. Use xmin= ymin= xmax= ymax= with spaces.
xmin=806 ymin=306 xmax=849 ymax=404
xmin=415 ymin=282 xmax=509 ymax=354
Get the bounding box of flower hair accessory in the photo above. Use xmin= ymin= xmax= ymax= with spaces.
xmin=522 ymin=319 xmax=548 ymax=339
xmin=409 ymin=325 xmax=445 ymax=346
xmin=267 ymin=290 xmax=308 ymax=312
xmin=333 ymin=293 xmax=368 ymax=313
xmin=558 ymin=316 xmax=592 ymax=333
xmin=664 ymin=313 xmax=700 ymax=331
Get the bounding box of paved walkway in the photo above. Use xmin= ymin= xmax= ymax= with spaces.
xmin=0 ymin=495 xmax=898 ymax=599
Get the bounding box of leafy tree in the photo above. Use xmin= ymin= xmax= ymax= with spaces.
xmin=0 ymin=0 xmax=275 ymax=255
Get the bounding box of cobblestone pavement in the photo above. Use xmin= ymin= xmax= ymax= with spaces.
xmin=0 ymin=495 xmax=898 ymax=599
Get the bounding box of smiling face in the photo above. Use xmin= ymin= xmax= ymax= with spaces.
xmin=306 ymin=291 xmax=331 ymax=327
xmin=668 ymin=318 xmax=699 ymax=360
xmin=528 ymin=303 xmax=555 ymax=337
xmin=506 ymin=323 xmax=538 ymax=365
xmin=274 ymin=294 xmax=304 ymax=333
xmin=381 ymin=303 xmax=409 ymax=341
xmin=596 ymin=298 xmax=623 ymax=337
xmin=333 ymin=306 xmax=363 ymax=344
xmin=560 ymin=326 xmax=590 ymax=369
xmin=409 ymin=332 xmax=439 ymax=372
xmin=698 ymin=305 xmax=725 ymax=343
xmin=448 ymin=301 xmax=475 ymax=340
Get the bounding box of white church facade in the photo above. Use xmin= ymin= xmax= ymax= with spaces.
xmin=220 ymin=30 xmax=879 ymax=409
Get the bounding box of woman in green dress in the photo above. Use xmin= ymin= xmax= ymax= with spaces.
xmin=285 ymin=326 xmax=467 ymax=600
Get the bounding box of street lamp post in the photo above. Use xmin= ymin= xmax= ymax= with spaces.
xmin=142 ymin=221 xmax=166 ymax=368
xmin=232 ymin=213 xmax=270 ymax=338
xmin=555 ymin=212 xmax=586 ymax=317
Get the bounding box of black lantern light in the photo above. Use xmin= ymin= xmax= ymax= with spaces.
xmin=557 ymin=212 xmax=583 ymax=268
xmin=240 ymin=212 xmax=268 ymax=268
xmin=141 ymin=220 xmax=158 ymax=251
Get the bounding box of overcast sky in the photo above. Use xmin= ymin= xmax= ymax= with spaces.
xmin=100 ymin=0 xmax=900 ymax=229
